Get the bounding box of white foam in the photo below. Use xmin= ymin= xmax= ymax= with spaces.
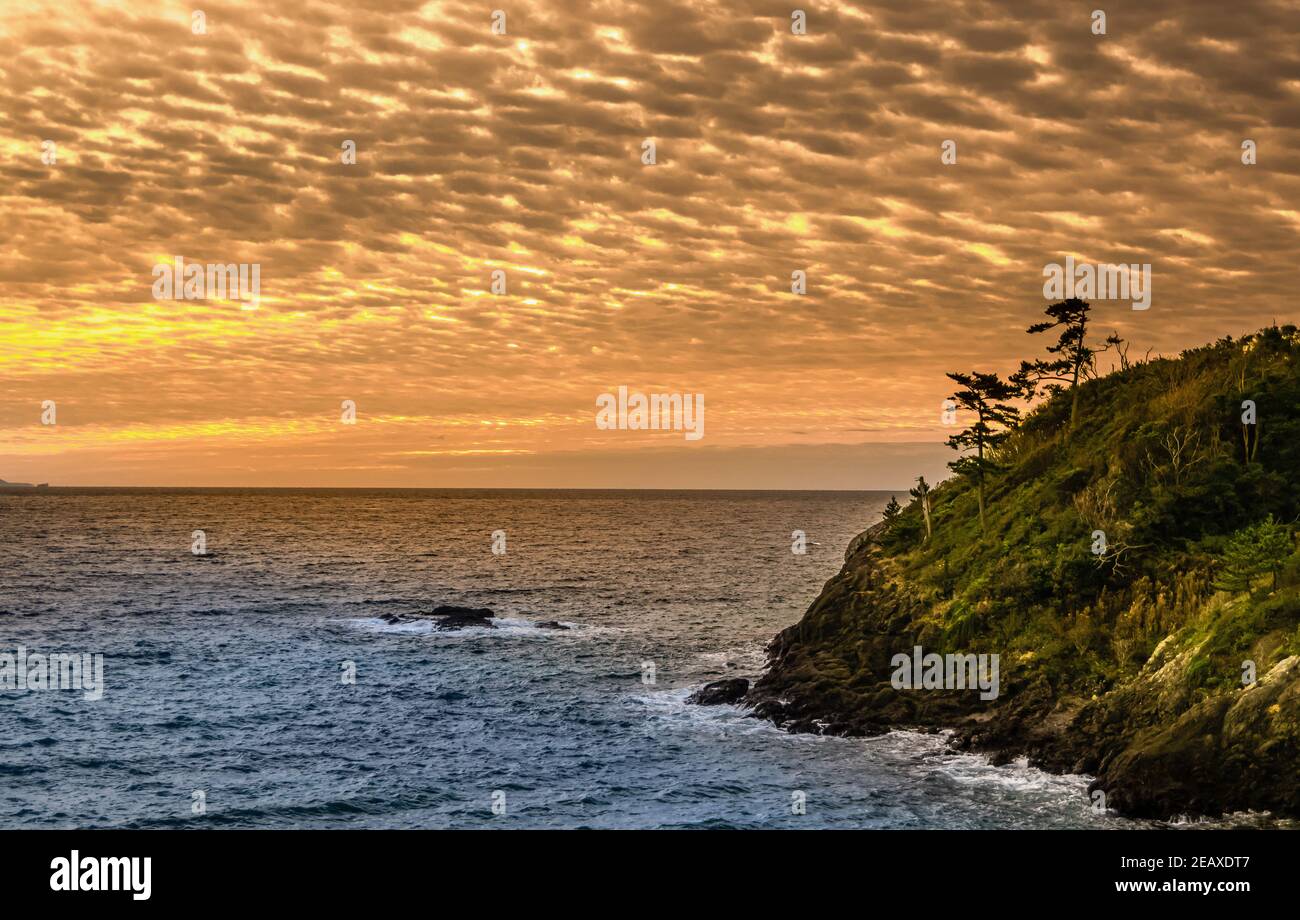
xmin=344 ymin=616 xmax=581 ymax=639
xmin=694 ymin=643 xmax=768 ymax=673
xmin=631 ymin=687 xmax=788 ymax=740
xmin=861 ymin=730 xmax=1092 ymax=796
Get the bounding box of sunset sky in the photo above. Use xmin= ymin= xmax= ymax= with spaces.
xmin=1 ymin=0 xmax=1296 ymax=488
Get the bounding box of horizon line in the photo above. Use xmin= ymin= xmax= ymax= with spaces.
xmin=0 ymin=484 xmax=913 ymax=493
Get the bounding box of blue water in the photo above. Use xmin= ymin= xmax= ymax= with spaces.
xmin=0 ymin=489 xmax=1208 ymax=828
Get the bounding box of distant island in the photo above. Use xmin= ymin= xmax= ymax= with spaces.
xmin=0 ymin=479 xmax=49 ymax=489
xmin=746 ymin=318 xmax=1300 ymax=819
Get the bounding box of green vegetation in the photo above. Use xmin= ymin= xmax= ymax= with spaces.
xmin=909 ymin=476 xmax=932 ymax=543
xmin=1019 ymin=297 xmax=1105 ymax=431
xmin=894 ymin=321 xmax=1300 ymax=688
xmin=944 ymin=370 xmax=1022 ymax=533
xmin=1214 ymin=515 xmax=1293 ymax=593
xmin=755 ymin=320 xmax=1300 ymax=817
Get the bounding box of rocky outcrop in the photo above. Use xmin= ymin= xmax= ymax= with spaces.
xmin=382 ymin=608 xmax=573 ymax=632
xmin=383 ymin=605 xmax=497 ymax=629
xmin=1077 ymin=654 xmax=1300 ymax=817
xmin=426 ymin=605 xmax=495 ymax=629
xmin=749 ymin=330 xmax=1300 ymax=819
xmin=748 ymin=532 xmax=1300 ymax=819
xmin=688 ymin=678 xmax=750 ymax=706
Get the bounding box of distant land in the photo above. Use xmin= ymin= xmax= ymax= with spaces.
xmin=0 ymin=479 xmax=48 ymax=489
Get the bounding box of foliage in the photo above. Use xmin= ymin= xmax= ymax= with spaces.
xmin=909 ymin=476 xmax=932 ymax=542
xmin=1214 ymin=515 xmax=1294 ymax=593
xmin=884 ymin=324 xmax=1300 ymax=689
xmin=1018 ymin=298 xmax=1116 ymax=430
xmin=945 ymin=370 xmax=1023 ymax=532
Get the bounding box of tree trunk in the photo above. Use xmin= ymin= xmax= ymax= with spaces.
xmin=1069 ymin=359 xmax=1082 ymax=431
xmin=921 ymin=496 xmax=932 ymax=542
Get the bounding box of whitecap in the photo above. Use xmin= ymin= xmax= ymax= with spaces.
xmin=343 ymin=616 xmax=581 ymax=639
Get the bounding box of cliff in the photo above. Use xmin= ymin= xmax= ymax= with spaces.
xmin=749 ymin=326 xmax=1300 ymax=818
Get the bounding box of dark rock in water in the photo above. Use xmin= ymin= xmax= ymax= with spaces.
xmin=382 ymin=606 xmax=497 ymax=629
xmin=534 ymin=620 xmax=570 ymax=630
xmin=426 ymin=605 xmax=495 ymax=630
xmin=430 ymin=605 xmax=494 ymax=618
xmin=688 ymin=678 xmax=750 ymax=706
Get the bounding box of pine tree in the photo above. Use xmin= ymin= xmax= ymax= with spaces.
xmin=881 ymin=494 xmax=902 ymax=527
xmin=1018 ymin=298 xmax=1105 ymax=432
xmin=1215 ymin=515 xmax=1293 ymax=593
xmin=945 ymin=370 xmax=1022 ymax=534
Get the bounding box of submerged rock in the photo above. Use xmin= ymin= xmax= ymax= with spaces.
xmin=429 ymin=616 xmax=494 ymax=631
xmin=688 ymin=678 xmax=750 ymax=706
xmin=382 ymin=605 xmax=498 ymax=629
xmin=382 ymin=607 xmax=569 ymax=631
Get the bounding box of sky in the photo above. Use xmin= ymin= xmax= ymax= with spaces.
xmin=1 ymin=0 xmax=1297 ymax=488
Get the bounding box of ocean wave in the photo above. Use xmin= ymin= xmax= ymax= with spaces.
xmin=344 ymin=616 xmax=581 ymax=639
xmin=694 ymin=644 xmax=768 ymax=675
xmin=630 ymin=687 xmax=783 ymax=739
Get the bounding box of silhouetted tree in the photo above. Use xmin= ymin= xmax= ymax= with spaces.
xmin=1018 ymin=298 xmax=1105 ymax=432
xmin=909 ymin=475 xmax=932 ymax=542
xmin=946 ymin=370 xmax=1022 ymax=533
xmin=1105 ymin=331 xmax=1131 ymax=371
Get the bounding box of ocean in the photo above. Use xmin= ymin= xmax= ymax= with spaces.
xmin=0 ymin=488 xmax=1193 ymax=828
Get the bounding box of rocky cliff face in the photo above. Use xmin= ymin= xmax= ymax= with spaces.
xmin=748 ymin=328 xmax=1300 ymax=819
xmin=749 ymin=533 xmax=1300 ymax=818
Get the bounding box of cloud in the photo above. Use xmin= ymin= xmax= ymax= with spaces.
xmin=0 ymin=0 xmax=1296 ymax=486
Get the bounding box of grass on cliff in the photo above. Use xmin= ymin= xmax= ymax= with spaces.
xmin=882 ymin=325 xmax=1300 ymax=696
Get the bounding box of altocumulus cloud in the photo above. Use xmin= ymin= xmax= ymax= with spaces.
xmin=0 ymin=0 xmax=1296 ymax=486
